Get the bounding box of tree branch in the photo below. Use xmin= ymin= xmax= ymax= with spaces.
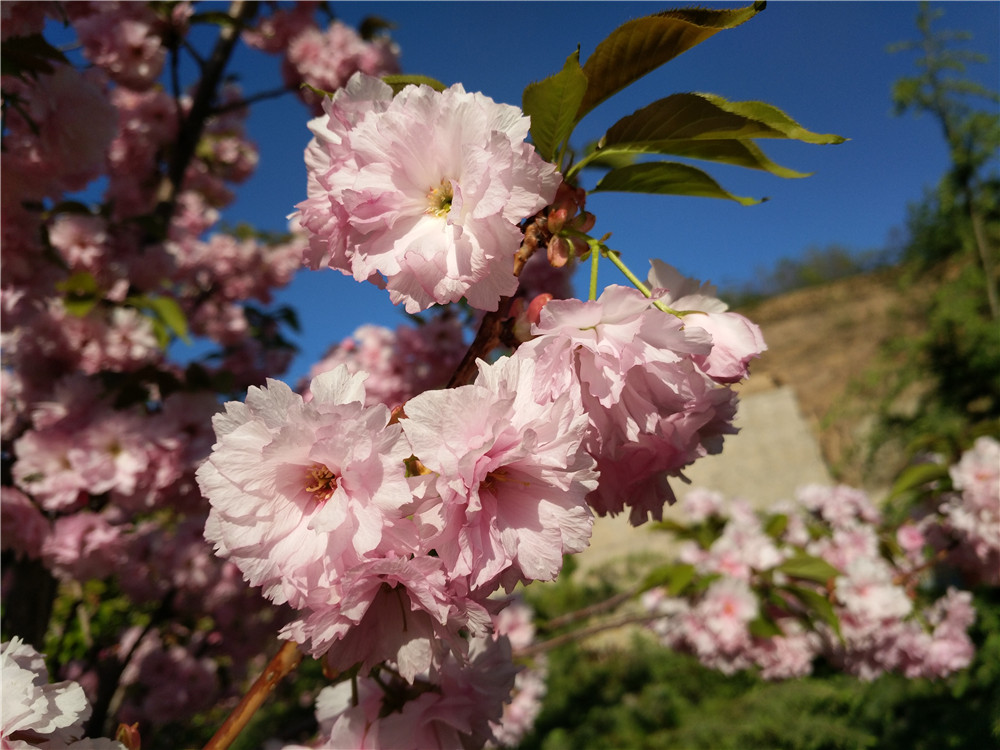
xmin=203 ymin=640 xmax=302 ymax=750
xmin=154 ymin=1 xmax=257 ymax=235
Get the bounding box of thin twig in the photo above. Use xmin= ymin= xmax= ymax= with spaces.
xmin=515 ymin=611 xmax=665 ymax=660
xmin=155 ymin=1 xmax=257 ymax=234
xmin=542 ymin=588 xmax=638 ymax=631
xmin=212 ymin=86 xmax=293 ymax=116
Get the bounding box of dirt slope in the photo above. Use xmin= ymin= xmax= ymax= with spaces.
xmin=734 ymin=267 xmax=918 ymax=490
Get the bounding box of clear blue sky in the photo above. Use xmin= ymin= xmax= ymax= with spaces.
xmin=178 ymin=3 xmax=998 ymax=385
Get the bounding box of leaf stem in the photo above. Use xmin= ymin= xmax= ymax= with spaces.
xmin=601 ymin=245 xmax=681 ymax=315
xmin=588 ymin=238 xmax=600 ymax=301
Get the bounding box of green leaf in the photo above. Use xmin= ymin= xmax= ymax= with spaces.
xmin=783 ymin=583 xmax=842 ymax=640
xmin=764 ymin=513 xmax=790 ymax=539
xmin=577 ymin=2 xmax=765 ymax=120
xmin=749 ymin=615 xmax=784 ymax=639
xmin=649 ymin=519 xmax=689 ymax=534
xmin=56 ymin=271 xmax=99 ymax=297
xmin=776 ymin=554 xmax=840 ymax=584
xmin=592 ymin=161 xmax=764 ymax=205
xmin=522 ymin=49 xmax=589 ymax=163
xmin=382 ymin=74 xmax=447 ymax=94
xmin=57 ymin=272 xmax=101 ymax=316
xmin=601 ymin=93 xmax=846 ymax=146
xmin=887 ymin=461 xmax=951 ymax=500
xmin=63 ymin=297 xmax=99 ymax=317
xmin=128 ymin=294 xmax=190 ymax=345
xmin=640 ymin=562 xmax=696 ymax=596
xmin=300 ymin=82 xmax=337 ymax=100
xmin=359 ymin=16 xmax=395 ymax=41
xmin=596 ymin=138 xmax=811 ymax=178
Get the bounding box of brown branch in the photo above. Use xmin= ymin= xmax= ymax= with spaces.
xmin=446 ymin=296 xmax=515 ymax=388
xmin=154 ymin=1 xmax=257 ymax=235
xmin=212 ymin=86 xmax=294 ymax=116
xmin=514 ymin=611 xmax=664 ymax=660
xmin=203 ymin=640 xmax=302 ymax=750
xmin=445 ymin=212 xmax=552 ymax=388
xmin=542 ymin=588 xmax=638 ymax=631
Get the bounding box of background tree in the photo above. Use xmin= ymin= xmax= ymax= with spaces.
xmin=889 ymin=0 xmax=1000 ymax=317
xmin=870 ymin=1 xmax=1000 ymax=463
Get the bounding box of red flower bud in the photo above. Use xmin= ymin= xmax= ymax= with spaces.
xmin=116 ymin=722 xmax=142 ymax=750
xmin=527 ymin=293 xmax=554 ymax=326
xmin=547 ymin=208 xmax=568 ymax=234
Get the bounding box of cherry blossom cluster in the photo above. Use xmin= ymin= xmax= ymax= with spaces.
xmin=4 ymin=2 xmax=991 ymax=747
xmin=303 ymin=314 xmax=468 ymax=410
xmin=0 ymin=2 xmax=401 ymax=743
xmin=294 ymin=73 xmax=563 ymax=313
xmin=642 ymin=476 xmax=986 ymax=681
xmin=242 ymin=2 xmax=400 ymax=115
xmin=193 ymin=70 xmax=769 ymax=743
xmin=928 ymin=435 xmax=1000 ymax=585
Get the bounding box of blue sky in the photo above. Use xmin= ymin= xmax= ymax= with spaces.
xmin=165 ymin=3 xmax=1000 ymax=384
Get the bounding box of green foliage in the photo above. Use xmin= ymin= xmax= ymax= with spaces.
xmin=514 ymin=585 xmax=1000 ymax=750
xmin=521 ymin=50 xmax=588 ymax=163
xmin=889 ymin=3 xmax=1000 ymax=206
xmin=574 ymin=2 xmax=765 ymax=120
xmin=516 ymin=2 xmax=842 ymax=207
xmin=381 ymin=73 xmax=447 ymax=94
xmin=592 ymin=161 xmax=763 ymax=205
xmin=899 ymin=186 xmax=967 ymax=267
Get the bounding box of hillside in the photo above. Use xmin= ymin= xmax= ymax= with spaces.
xmin=734 ymin=266 xmax=921 ymax=491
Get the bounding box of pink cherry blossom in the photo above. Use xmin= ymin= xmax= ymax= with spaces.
xmin=295 ymin=73 xmax=561 ymax=313
xmin=938 ymin=436 xmax=1000 ymax=584
xmin=401 ymin=354 xmax=598 ymax=591
xmin=0 ymin=487 xmax=50 ymax=560
xmin=523 ymin=285 xmax=712 ymax=408
xmin=487 ymin=599 xmax=547 ymax=748
xmin=283 ymin=21 xmax=400 ymax=115
xmin=42 ymin=511 xmax=126 ymax=583
xmin=73 ymin=3 xmax=168 ymax=91
xmin=1 ymin=637 xmax=126 ymax=749
xmin=196 ymin=366 xmax=417 ymax=611
xmin=282 ymin=553 xmax=488 ymax=681
xmin=1 ymin=64 xmax=117 ymax=200
xmin=304 ymin=314 xmax=466 ymax=410
xmin=648 ymin=260 xmax=767 ymax=382
xmin=315 ymin=633 xmax=518 ymax=750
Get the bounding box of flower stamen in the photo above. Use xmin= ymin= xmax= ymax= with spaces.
xmin=305 ymin=463 xmax=339 ymax=502
xmin=426 ymin=179 xmax=454 ymax=218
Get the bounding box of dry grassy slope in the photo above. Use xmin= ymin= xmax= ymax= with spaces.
xmin=733 ymin=267 xmax=921 ymax=490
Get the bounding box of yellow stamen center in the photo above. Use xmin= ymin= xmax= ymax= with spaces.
xmin=305 ymin=463 xmax=338 ymax=502
xmin=426 ymin=179 xmax=454 ymax=218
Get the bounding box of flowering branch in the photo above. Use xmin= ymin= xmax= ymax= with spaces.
xmin=446 ymin=296 xmax=516 ymax=388
xmin=155 ymin=0 xmax=257 ymax=232
xmin=203 ymin=640 xmax=302 ymax=750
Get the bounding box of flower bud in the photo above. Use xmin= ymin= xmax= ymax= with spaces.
xmin=547 ymin=236 xmax=570 ymax=267
xmin=526 ymin=293 xmax=553 ymax=326
xmin=547 ymin=208 xmax=568 ymax=234
xmin=116 ymin=722 xmax=142 ymax=750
